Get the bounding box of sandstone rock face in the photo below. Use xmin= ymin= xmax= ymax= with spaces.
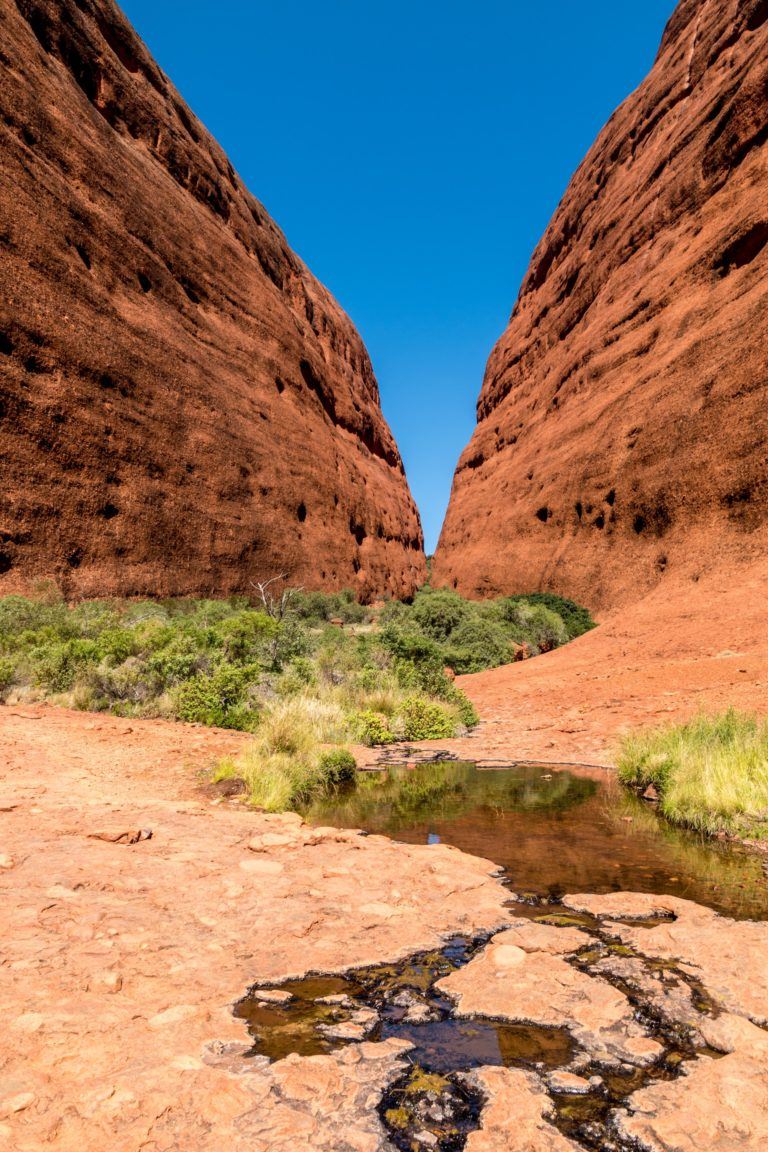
xmin=434 ymin=0 xmax=768 ymax=610
xmin=0 ymin=0 xmax=425 ymax=600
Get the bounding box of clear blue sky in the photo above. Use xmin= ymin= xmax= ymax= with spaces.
xmin=120 ymin=0 xmax=677 ymax=553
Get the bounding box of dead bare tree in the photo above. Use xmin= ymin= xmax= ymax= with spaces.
xmin=250 ymin=574 xmax=302 ymax=621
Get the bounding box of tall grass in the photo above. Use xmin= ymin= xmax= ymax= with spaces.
xmin=215 ymin=696 xmax=355 ymax=811
xmin=617 ymin=710 xmax=768 ymax=839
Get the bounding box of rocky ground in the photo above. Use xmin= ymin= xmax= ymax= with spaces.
xmin=2 ymin=568 xmax=768 ymax=1150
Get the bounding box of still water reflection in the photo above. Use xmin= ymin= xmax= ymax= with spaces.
xmin=300 ymin=761 xmax=768 ymax=920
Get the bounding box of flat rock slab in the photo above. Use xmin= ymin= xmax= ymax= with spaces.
xmin=615 ymin=1048 xmax=768 ymax=1152
xmin=243 ymin=1040 xmax=413 ymax=1152
xmin=563 ymin=892 xmax=768 ymax=1025
xmin=437 ymin=921 xmax=662 ymax=1066
xmin=0 ymin=789 xmax=510 ymax=1150
xmin=465 ymin=1066 xmax=581 ymax=1151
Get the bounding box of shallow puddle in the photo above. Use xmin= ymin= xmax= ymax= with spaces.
xmin=300 ymin=761 xmax=768 ymax=920
xmin=239 ymin=762 xmax=768 ymax=1150
xmin=235 ymin=936 xmax=573 ymax=1071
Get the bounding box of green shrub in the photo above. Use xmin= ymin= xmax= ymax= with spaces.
xmin=147 ymin=635 xmax=207 ymax=685
xmin=380 ymin=625 xmax=443 ymax=668
xmin=0 ymin=595 xmax=69 ymax=639
xmin=317 ymin=748 xmax=357 ymax=786
xmin=356 ymin=710 xmax=395 ymax=746
xmin=515 ymin=593 xmax=595 ymax=640
xmin=86 ymin=657 xmax=160 ymax=706
xmin=94 ymin=627 xmax=136 ymax=665
xmin=0 ymin=656 xmax=15 ymax=698
xmin=31 ymin=638 xmax=98 ymax=692
xmin=396 ymin=696 xmax=456 ymax=740
xmin=499 ymin=601 xmax=568 ymax=652
xmin=215 ymin=611 xmax=278 ymax=664
xmin=448 ymin=687 xmax=479 ymax=729
xmin=444 ymin=618 xmax=511 ymax=673
xmin=292 ymin=588 xmax=368 ymax=625
xmin=175 ymin=665 xmax=260 ymax=729
xmin=276 ymin=657 xmax=317 ymax=696
xmin=411 ymin=589 xmax=471 ymax=641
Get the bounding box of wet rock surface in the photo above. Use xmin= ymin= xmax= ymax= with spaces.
xmin=464 ymin=1066 xmax=581 ymax=1151
xmin=437 ymin=922 xmax=664 ymax=1067
xmin=562 ymin=892 xmax=768 ymax=1024
xmin=2 ymin=709 xmax=768 ymax=1150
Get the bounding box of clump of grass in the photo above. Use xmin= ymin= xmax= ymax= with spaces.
xmin=215 ymin=695 xmax=356 ymax=811
xmin=617 ymin=710 xmax=768 ymax=840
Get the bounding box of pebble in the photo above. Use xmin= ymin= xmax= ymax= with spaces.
xmin=253 ymin=989 xmax=293 ymax=1004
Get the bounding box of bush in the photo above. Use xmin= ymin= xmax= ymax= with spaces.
xmin=147 ymin=635 xmax=207 ymax=685
xmin=175 ymin=665 xmax=260 ymax=729
xmin=499 ymin=600 xmax=568 ymax=652
xmin=444 ymin=618 xmax=512 ymax=673
xmin=356 ymin=710 xmax=395 ymax=746
xmin=395 ymin=696 xmax=456 ymax=740
xmin=94 ymin=627 xmax=136 ymax=665
xmin=0 ymin=656 xmax=15 ymax=698
xmin=215 ymin=612 xmax=278 ymax=664
xmin=31 ymin=638 xmax=98 ymax=692
xmin=317 ymin=748 xmax=357 ymax=786
xmin=448 ymin=687 xmax=479 ymax=729
xmin=410 ymin=589 xmax=471 ymax=641
xmin=292 ymin=588 xmax=368 ymax=625
xmin=86 ymin=657 xmax=161 ymax=706
xmin=516 ymin=593 xmax=595 ymax=640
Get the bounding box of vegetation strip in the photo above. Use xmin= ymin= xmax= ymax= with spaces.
xmin=0 ymin=585 xmax=592 ymax=811
xmin=618 ymin=710 xmax=768 ymax=842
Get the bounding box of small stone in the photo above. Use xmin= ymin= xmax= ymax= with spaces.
xmin=0 ymin=854 xmax=15 ymax=869
xmin=492 ymin=944 xmax=526 ymax=968
xmin=547 ymin=1071 xmax=592 ymax=1095
xmin=247 ymin=833 xmax=296 ymax=852
xmin=319 ymin=1020 xmax=369 ymax=1041
xmin=642 ymin=784 xmax=660 ymax=802
xmin=88 ymin=969 xmax=123 ymax=994
xmin=253 ymin=988 xmax=292 ymax=1004
xmin=88 ymin=828 xmax=152 ymax=844
xmin=0 ymin=1092 xmax=34 ymax=1119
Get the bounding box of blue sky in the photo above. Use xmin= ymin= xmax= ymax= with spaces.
xmin=120 ymin=0 xmax=677 ymax=552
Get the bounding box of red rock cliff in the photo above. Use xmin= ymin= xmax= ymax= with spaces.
xmin=0 ymin=0 xmax=425 ymax=600
xmin=434 ymin=0 xmax=767 ymax=610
